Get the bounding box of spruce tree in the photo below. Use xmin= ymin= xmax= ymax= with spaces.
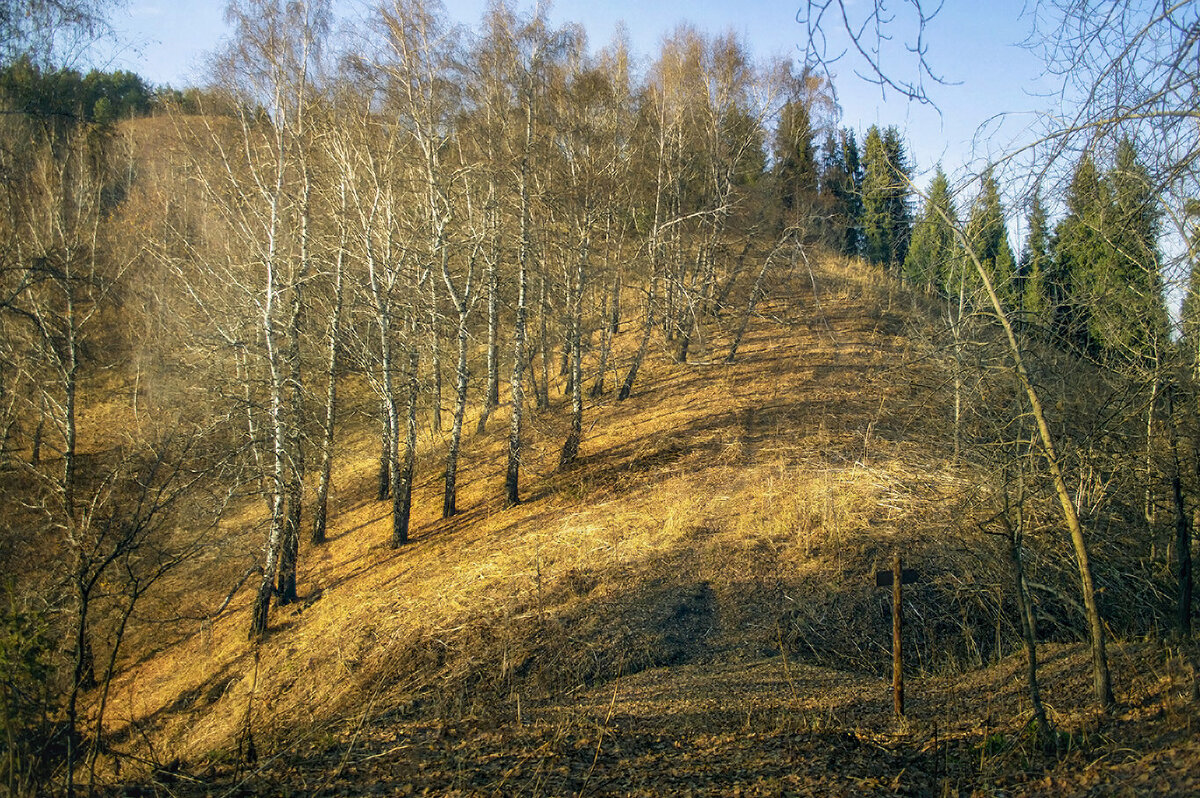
xmin=724 ymin=103 xmax=767 ymax=188
xmin=1107 ymin=137 xmax=1167 ymax=362
xmin=882 ymin=126 xmax=912 ymax=268
xmin=838 ymin=127 xmax=863 ymax=256
xmin=774 ymin=99 xmax=818 ymax=226
xmin=1052 ymin=154 xmax=1113 ymax=351
xmin=861 ymin=125 xmax=912 ymax=271
xmin=1053 ymin=144 xmax=1165 ymax=359
xmin=860 ymin=125 xmax=891 ymax=266
xmin=903 ymin=167 xmax=957 ymax=291
xmin=819 ymin=127 xmax=863 ymax=255
xmin=1019 ymin=192 xmax=1051 ymax=324
xmin=966 ymin=167 xmax=1017 ymax=306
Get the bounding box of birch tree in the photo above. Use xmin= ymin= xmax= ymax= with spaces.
xmin=473 ymin=3 xmax=574 ymax=505
xmin=189 ymin=0 xmax=329 ymax=637
xmin=328 ymin=73 xmax=422 ymax=547
xmin=552 ymin=39 xmax=629 ymax=466
xmin=374 ymin=0 xmax=481 ymax=519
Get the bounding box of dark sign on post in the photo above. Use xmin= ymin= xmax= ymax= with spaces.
xmin=874 ymin=568 xmax=919 ymax=587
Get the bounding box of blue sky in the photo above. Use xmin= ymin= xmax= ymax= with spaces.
xmin=105 ymin=1 xmax=1057 ymax=188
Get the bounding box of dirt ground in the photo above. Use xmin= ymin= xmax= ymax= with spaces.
xmin=114 ymin=640 xmax=1200 ymax=797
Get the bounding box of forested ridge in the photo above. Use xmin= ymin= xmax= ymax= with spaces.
xmin=2 ymin=0 xmax=1199 ymax=795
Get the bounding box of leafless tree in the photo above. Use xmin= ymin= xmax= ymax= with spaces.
xmin=918 ymin=168 xmax=1115 ymax=707
xmin=373 ymin=0 xmax=485 ymax=518
xmin=328 ymin=78 xmax=423 ymax=548
xmin=470 ymin=3 xmax=576 ymax=505
xmin=0 ymin=0 xmax=116 ymax=68
xmin=0 ymin=120 xmax=132 ymax=793
xmin=181 ymin=0 xmax=330 ymax=637
xmin=551 ymin=37 xmax=631 ymax=466
xmin=310 ymin=164 xmax=348 ymax=546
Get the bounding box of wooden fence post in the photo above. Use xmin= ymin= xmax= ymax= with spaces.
xmin=876 ymin=552 xmax=917 ymax=719
xmin=892 ymin=552 xmax=904 ymax=717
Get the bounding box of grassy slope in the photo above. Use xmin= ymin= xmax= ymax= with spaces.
xmin=98 ymin=256 xmax=1200 ymax=796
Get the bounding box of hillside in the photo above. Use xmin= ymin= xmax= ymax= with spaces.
xmin=92 ymin=256 xmax=1199 ymax=796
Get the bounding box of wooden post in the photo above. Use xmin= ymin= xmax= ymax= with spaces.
xmin=875 ymin=555 xmax=916 ymax=718
xmin=892 ymin=552 xmax=904 ymax=717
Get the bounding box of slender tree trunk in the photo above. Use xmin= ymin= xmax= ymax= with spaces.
xmin=433 ymin=138 xmax=474 ymax=515
xmin=377 ymin=398 xmax=391 ymax=501
xmin=383 ymin=321 xmax=403 ymax=547
xmin=236 ymin=349 xmax=272 ymax=516
xmin=443 ymin=309 xmax=470 ymax=518
xmin=619 ymin=272 xmax=657 ymax=401
xmin=1171 ymin=453 xmax=1190 ymax=633
xmin=506 ymin=258 xmax=528 ymax=504
xmin=561 ymin=231 xmax=588 ymax=468
xmin=662 ymin=230 xmax=678 ymax=341
xmin=1145 ymin=373 xmax=1159 ymax=531
xmin=1006 ymin=467 xmax=1053 ymax=745
xmin=64 ymin=570 xmax=89 ymax=798
xmin=486 ymin=206 xmax=500 ymax=411
xmin=279 ymin=421 xmax=302 ymax=604
xmin=952 ymin=260 xmax=967 ymax=463
xmin=725 ymin=238 xmax=778 ymax=363
xmin=664 ymin=272 xmax=676 ymax=341
xmin=1005 ymin=332 xmax=1112 ymax=709
xmin=1011 ymin=534 xmax=1051 ymax=739
xmin=1173 ymin=447 xmax=1193 ymax=638
xmin=609 ymin=264 xmax=621 ymax=334
xmin=1168 ymin=387 xmax=1193 ymax=637
xmin=277 ymin=493 xmax=300 ymax=604
xmin=506 ymin=101 xmax=534 ymax=506
xmin=621 ymin=100 xmax=667 ymax=402
xmin=62 ymin=301 xmax=79 ymax=523
xmin=277 ymin=265 xmax=305 ymax=605
xmin=429 ymin=272 xmax=443 ymax=434
xmin=250 ymin=380 xmax=286 ymax=638
xmin=386 ymin=381 xmax=402 ymax=545
xmin=278 ymin=115 xmax=313 ymax=604
xmin=86 ymin=587 xmax=137 ymax=792
xmin=312 ymin=234 xmax=345 ymax=545
xmin=536 ymin=268 xmax=551 ymax=410
xmin=478 ymin=205 xmax=500 ymax=434
xmin=441 ymin=239 xmax=472 ymax=520
xmin=591 ymin=268 xmax=619 ymax=398
xmin=249 ymin=457 xmax=285 ymax=638
xmin=946 ymin=209 xmax=1114 ymax=708
xmin=675 ymin=247 xmax=705 ymax=362
xmin=393 ymin=340 xmax=419 ymax=546
xmin=676 ymin=314 xmax=692 ymax=363
xmin=61 ymin=287 xmax=88 ymax=713
xmin=251 ymin=194 xmax=288 ymax=640
xmin=559 ymin=271 xmax=572 ymax=381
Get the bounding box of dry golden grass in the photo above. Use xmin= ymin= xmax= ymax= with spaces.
xmin=95 ymin=255 xmax=950 ymax=756
xmin=87 ymin=254 xmax=1200 ymax=795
